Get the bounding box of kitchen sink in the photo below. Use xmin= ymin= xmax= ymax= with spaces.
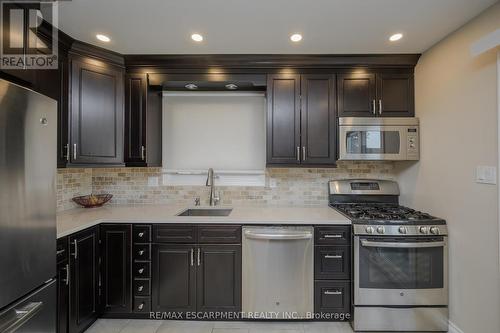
xmin=177 ymin=208 xmax=233 ymax=217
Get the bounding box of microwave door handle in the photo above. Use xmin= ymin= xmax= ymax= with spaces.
xmin=360 ymin=239 xmax=445 ymax=248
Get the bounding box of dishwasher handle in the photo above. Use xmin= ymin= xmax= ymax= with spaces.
xmin=244 ymin=230 xmax=313 ymax=240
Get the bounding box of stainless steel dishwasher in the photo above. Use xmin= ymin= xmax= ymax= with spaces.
xmin=242 ymin=226 xmax=314 ymax=319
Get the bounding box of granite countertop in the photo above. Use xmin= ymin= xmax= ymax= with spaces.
xmin=56 ymin=204 xmax=351 ymax=238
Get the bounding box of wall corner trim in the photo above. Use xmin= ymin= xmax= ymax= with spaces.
xmin=448 ymin=320 xmax=465 ymax=333
xmin=470 ymin=28 xmax=500 ymax=56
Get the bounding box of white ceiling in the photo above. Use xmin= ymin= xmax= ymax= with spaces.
xmin=57 ymin=0 xmax=498 ymax=54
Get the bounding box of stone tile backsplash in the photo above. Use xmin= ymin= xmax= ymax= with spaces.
xmin=57 ymin=162 xmax=395 ymax=212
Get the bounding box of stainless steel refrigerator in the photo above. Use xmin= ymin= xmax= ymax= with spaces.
xmin=0 ymin=78 xmax=57 ymax=332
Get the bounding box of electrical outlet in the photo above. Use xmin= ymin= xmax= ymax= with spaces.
xmin=476 ymin=166 xmax=497 ymax=185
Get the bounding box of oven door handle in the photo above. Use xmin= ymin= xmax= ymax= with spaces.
xmin=360 ymin=239 xmax=445 ymax=248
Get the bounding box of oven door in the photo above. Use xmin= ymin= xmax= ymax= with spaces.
xmin=354 ymin=236 xmax=448 ymax=306
xmin=339 ymin=125 xmax=409 ymax=160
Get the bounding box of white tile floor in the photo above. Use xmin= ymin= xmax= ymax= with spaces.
xmin=85 ymin=319 xmax=355 ymax=333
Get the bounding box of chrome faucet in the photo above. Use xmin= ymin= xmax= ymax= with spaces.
xmin=206 ymin=168 xmax=219 ymax=206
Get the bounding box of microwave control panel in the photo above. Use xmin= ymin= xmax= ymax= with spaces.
xmin=406 ymin=127 xmax=419 ymax=160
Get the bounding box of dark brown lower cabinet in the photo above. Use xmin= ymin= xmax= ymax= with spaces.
xmin=152 ymin=244 xmax=197 ymax=313
xmin=57 ymin=259 xmax=69 ymax=333
xmin=101 ymin=224 xmax=132 ymax=314
xmin=69 ymin=227 xmax=100 ymax=333
xmin=196 ymin=245 xmax=242 ymax=313
xmin=314 ymin=281 xmax=351 ymax=318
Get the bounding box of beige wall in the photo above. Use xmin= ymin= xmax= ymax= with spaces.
xmin=396 ymin=3 xmax=500 ymax=332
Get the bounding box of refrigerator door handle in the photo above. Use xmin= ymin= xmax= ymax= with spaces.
xmin=0 ymin=302 xmax=43 ymax=333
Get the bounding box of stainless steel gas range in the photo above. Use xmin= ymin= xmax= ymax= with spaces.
xmin=329 ymin=179 xmax=448 ymax=332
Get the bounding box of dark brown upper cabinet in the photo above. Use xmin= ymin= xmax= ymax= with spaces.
xmin=69 ymin=54 xmax=125 ymax=166
xmin=337 ymin=73 xmax=376 ymax=117
xmin=338 ymin=72 xmax=414 ymax=117
xmin=267 ymin=74 xmax=336 ymax=166
xmin=376 ymin=73 xmax=414 ymax=117
xmin=300 ymin=74 xmax=337 ymax=165
xmin=266 ymin=74 xmax=301 ymax=165
xmin=124 ymin=74 xmax=162 ymax=167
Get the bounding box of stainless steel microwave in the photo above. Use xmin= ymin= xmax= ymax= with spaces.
xmin=339 ymin=117 xmax=419 ymax=161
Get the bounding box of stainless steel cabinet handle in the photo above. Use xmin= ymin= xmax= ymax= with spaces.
xmin=138 ymin=286 xmax=144 ymax=292
xmin=138 ymin=303 xmax=144 ymax=310
xmin=197 ymin=248 xmax=201 ymax=266
xmin=73 ymin=144 xmax=77 ymax=160
xmin=325 ymin=255 xmax=343 ymax=259
xmin=302 ymin=146 xmax=306 ymax=161
xmin=372 ymin=100 xmax=376 ymax=114
xmin=378 ymin=99 xmax=383 ymax=115
xmin=73 ymin=240 xmax=78 ymax=259
xmin=138 ymin=250 xmax=144 ymax=256
xmin=296 ymin=146 xmax=300 ymax=161
xmin=0 ymin=302 xmax=43 ymax=333
xmin=141 ymin=146 xmax=145 ymax=161
xmin=324 ymin=234 xmax=342 ymax=239
xmin=138 ymin=232 xmax=144 ymax=238
xmin=324 ymin=290 xmax=342 ymax=295
xmin=65 ymin=144 xmax=70 ymax=161
xmin=63 ymin=264 xmax=69 ymax=286
xmin=190 ymin=248 xmax=194 ymax=266
xmin=56 ymin=249 xmax=65 ymax=256
xmin=138 ymin=268 xmax=144 ymax=274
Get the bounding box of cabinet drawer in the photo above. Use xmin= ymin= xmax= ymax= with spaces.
xmin=315 ymin=246 xmax=351 ymax=280
xmin=56 ymin=237 xmax=68 ymax=263
xmin=134 ymin=296 xmax=151 ymax=313
xmin=133 ymin=244 xmax=151 ymax=261
xmin=153 ymin=225 xmax=196 ymax=243
xmin=133 ymin=262 xmax=151 ymax=278
xmin=133 ymin=279 xmax=151 ymax=296
xmin=133 ymin=225 xmax=151 ymax=243
xmin=197 ymin=225 xmax=241 ymax=244
xmin=314 ymin=280 xmax=351 ymax=319
xmin=315 ymin=226 xmax=351 ymax=245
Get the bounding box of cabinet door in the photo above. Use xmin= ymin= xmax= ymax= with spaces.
xmin=152 ymin=244 xmax=196 ymax=313
xmin=376 ymin=73 xmax=414 ymax=117
xmin=57 ymin=262 xmax=69 ymax=333
xmin=69 ymin=227 xmax=99 ymax=333
xmin=100 ymin=224 xmax=132 ymax=314
xmin=125 ymin=74 xmax=147 ymax=165
xmin=196 ymin=245 xmax=241 ymax=313
xmin=337 ymin=73 xmax=376 ymax=117
xmin=300 ymin=74 xmax=337 ymax=165
xmin=70 ymin=57 xmax=124 ymax=165
xmin=266 ymin=74 xmax=301 ymax=165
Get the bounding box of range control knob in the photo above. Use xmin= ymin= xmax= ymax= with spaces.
xmin=376 ymin=226 xmax=385 ymax=234
xmin=430 ymin=227 xmax=440 ymax=235
xmin=419 ymin=226 xmax=428 ymax=234
xmin=398 ymin=226 xmax=407 ymax=234
xmin=365 ymin=226 xmax=374 ymax=234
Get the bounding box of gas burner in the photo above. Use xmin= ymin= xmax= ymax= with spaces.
xmin=331 ymin=203 xmax=444 ymax=225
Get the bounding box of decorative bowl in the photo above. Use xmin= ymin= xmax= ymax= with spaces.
xmin=72 ymin=194 xmax=113 ymax=208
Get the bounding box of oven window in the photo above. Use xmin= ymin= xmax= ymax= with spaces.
xmin=359 ymin=239 xmax=444 ymax=289
xmin=346 ymin=131 xmax=400 ymax=154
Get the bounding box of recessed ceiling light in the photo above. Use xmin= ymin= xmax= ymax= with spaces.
xmin=290 ymin=34 xmax=303 ymax=42
xmin=96 ymin=34 xmax=110 ymax=42
xmin=191 ymin=34 xmax=203 ymax=42
xmin=389 ymin=33 xmax=403 ymax=42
